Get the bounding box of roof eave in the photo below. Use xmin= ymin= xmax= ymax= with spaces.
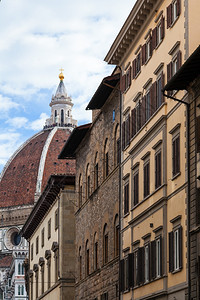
xmin=105 ymin=0 xmax=159 ymax=65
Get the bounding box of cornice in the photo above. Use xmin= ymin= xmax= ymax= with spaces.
xmin=105 ymin=0 xmax=160 ymax=65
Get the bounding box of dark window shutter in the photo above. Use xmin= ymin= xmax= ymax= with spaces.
xmin=128 ymin=253 xmax=134 ymax=288
xmin=128 ymin=66 xmax=132 ymax=87
xmin=132 ymin=59 xmax=136 ymax=79
xmin=152 ymin=27 xmax=157 ymax=50
xmin=134 ymin=173 xmax=139 ymax=206
xmin=119 ymin=259 xmax=125 ymax=293
xmin=120 ymin=75 xmax=126 ymax=93
xmin=161 ymin=16 xmax=165 ymax=40
xmin=142 ymin=44 xmax=146 ymax=65
xmin=179 ymin=226 xmax=183 ymax=269
xmin=125 ymin=115 xmax=130 ymax=147
xmin=149 ymin=36 xmax=153 ymax=57
xmin=122 ymin=122 xmax=125 ymax=150
xmin=196 ymin=116 xmax=200 ymax=153
xmin=177 ymin=0 xmax=181 ymax=16
xmin=161 ymin=71 xmax=165 ymax=103
xmin=131 ymin=108 xmax=136 ymax=138
xmin=169 ymin=231 xmax=174 ymax=272
xmin=150 ymin=82 xmax=157 ymax=116
xmin=150 ymin=240 xmax=156 ymax=280
xmin=167 ymin=4 xmax=172 ymax=28
xmin=138 ymin=247 xmax=145 ymax=284
xmin=167 ymin=62 xmax=172 ymax=82
xmin=176 ymin=136 xmax=180 ymax=174
xmin=141 ymin=96 xmax=146 ymax=126
xmin=177 ymin=50 xmax=182 ymax=70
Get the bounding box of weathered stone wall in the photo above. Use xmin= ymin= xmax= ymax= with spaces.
xmin=75 ymin=88 xmax=120 ymax=299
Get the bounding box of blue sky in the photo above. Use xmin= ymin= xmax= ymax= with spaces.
xmin=0 ymin=0 xmax=135 ymax=172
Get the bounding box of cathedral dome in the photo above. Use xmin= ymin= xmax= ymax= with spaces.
xmin=0 ymin=72 xmax=76 ymax=209
xmin=0 ymin=127 xmax=75 ymax=208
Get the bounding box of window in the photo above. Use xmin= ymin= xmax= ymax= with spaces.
xmin=18 ymin=263 xmax=21 ymax=275
xmin=155 ymin=150 xmax=162 ymax=189
xmin=35 ymin=269 xmax=38 ymax=298
xmin=85 ymin=240 xmax=89 ymax=276
xmin=167 ymin=0 xmax=180 ymax=28
xmin=132 ymin=51 xmax=141 ymax=79
xmin=124 ymin=182 xmax=129 ymax=215
xmin=145 ymin=90 xmax=151 ymax=122
xmin=30 ymin=273 xmax=33 ymax=300
xmin=152 ymin=16 xmax=164 ymax=50
xmin=94 ymin=233 xmax=98 ymax=270
xmin=31 ymin=243 xmax=33 ymax=261
xmin=114 ymin=215 xmax=119 ymax=257
xmin=133 ymin=172 xmax=139 ymax=206
xmin=61 ymin=109 xmax=64 ymax=125
xmin=169 ymin=226 xmax=182 ymax=272
xmin=79 ymin=174 xmax=83 ymax=207
xmin=167 ymin=50 xmax=182 ymax=87
xmin=40 ymin=262 xmax=44 ymax=294
xmin=103 ymin=224 xmax=109 ymax=264
xmin=94 ymin=152 xmax=99 ymax=190
xmin=144 ymin=161 xmax=150 ymax=198
xmin=144 ymin=244 xmax=150 ymax=282
xmin=48 ymin=219 xmax=51 ymax=239
xmin=86 ymin=164 xmax=90 ymax=199
xmin=172 ymin=134 xmax=180 ymax=177
xmin=104 ymin=139 xmax=109 ymax=178
xmin=55 ymin=208 xmax=59 ymax=230
xmin=36 ymin=236 xmax=39 ymax=255
xmin=41 ymin=228 xmax=44 ymax=248
xmin=142 ymin=38 xmax=152 ymax=65
xmin=156 ymin=237 xmax=162 ymax=277
xmin=47 ymin=258 xmax=51 ymax=289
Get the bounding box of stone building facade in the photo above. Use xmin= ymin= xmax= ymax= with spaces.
xmin=59 ymin=72 xmax=120 ymax=299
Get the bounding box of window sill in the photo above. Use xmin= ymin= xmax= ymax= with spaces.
xmin=171 ymin=172 xmax=181 ymax=181
xmin=135 ymin=70 xmax=141 ymax=80
xmin=124 ymin=212 xmax=130 ymax=218
xmin=155 ymin=38 xmax=163 ymax=50
xmin=169 ymin=16 xmax=179 ymax=29
xmin=144 ymin=56 xmax=152 ymax=65
xmin=172 ymin=267 xmax=182 ymax=274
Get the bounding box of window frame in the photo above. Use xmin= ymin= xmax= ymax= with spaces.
xmin=143 ymin=160 xmax=150 ymax=198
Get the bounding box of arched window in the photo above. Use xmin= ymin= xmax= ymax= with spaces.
xmin=94 ymin=232 xmax=98 ymax=270
xmin=54 ymin=110 xmax=58 ymax=124
xmin=85 ymin=240 xmax=89 ymax=276
xmin=103 ymin=224 xmax=109 ymax=264
xmin=18 ymin=285 xmax=21 ymax=295
xmin=61 ymin=109 xmax=64 ymax=125
xmin=104 ymin=139 xmax=109 ymax=178
xmin=79 ymin=246 xmax=82 ymax=280
xmin=21 ymin=285 xmax=24 ymax=295
xmin=86 ymin=164 xmax=90 ymax=199
xmin=79 ymin=174 xmax=83 ymax=207
xmin=94 ymin=152 xmax=99 ymax=190
xmin=21 ymin=264 xmax=24 ymax=275
xmin=18 ymin=263 xmax=20 ymax=275
xmin=68 ymin=110 xmax=70 ymax=117
xmin=114 ymin=214 xmax=119 ymax=257
xmin=114 ymin=124 xmax=120 ymax=167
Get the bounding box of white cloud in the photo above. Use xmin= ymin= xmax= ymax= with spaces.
xmin=29 ymin=113 xmax=49 ymax=131
xmin=5 ymin=117 xmax=28 ymax=128
xmin=0 ymin=95 xmax=19 ymax=112
xmin=0 ymin=132 xmax=23 ymax=168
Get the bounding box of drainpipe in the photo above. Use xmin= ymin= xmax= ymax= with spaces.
xmin=162 ymin=91 xmax=190 ymax=300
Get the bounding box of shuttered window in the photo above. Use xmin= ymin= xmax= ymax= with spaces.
xmin=133 ymin=172 xmax=139 ymax=206
xmin=157 ymin=72 xmax=164 ymax=108
xmin=167 ymin=0 xmax=181 ymax=28
xmin=155 ymin=150 xmax=162 ymax=189
xmin=169 ymin=226 xmax=182 ymax=272
xmin=172 ymin=135 xmax=180 ymax=177
xmin=196 ymin=116 xmax=200 ymax=153
xmin=144 ymin=161 xmax=150 ymax=198
xmin=124 ymin=183 xmax=129 ymax=215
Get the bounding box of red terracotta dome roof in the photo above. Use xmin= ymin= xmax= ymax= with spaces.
xmin=0 ymin=128 xmax=75 ymax=208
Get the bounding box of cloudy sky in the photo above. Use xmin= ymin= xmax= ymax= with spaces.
xmin=0 ymin=0 xmax=135 ymax=172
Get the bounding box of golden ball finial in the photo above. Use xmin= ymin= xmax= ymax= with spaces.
xmin=59 ymin=68 xmax=64 ymax=81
